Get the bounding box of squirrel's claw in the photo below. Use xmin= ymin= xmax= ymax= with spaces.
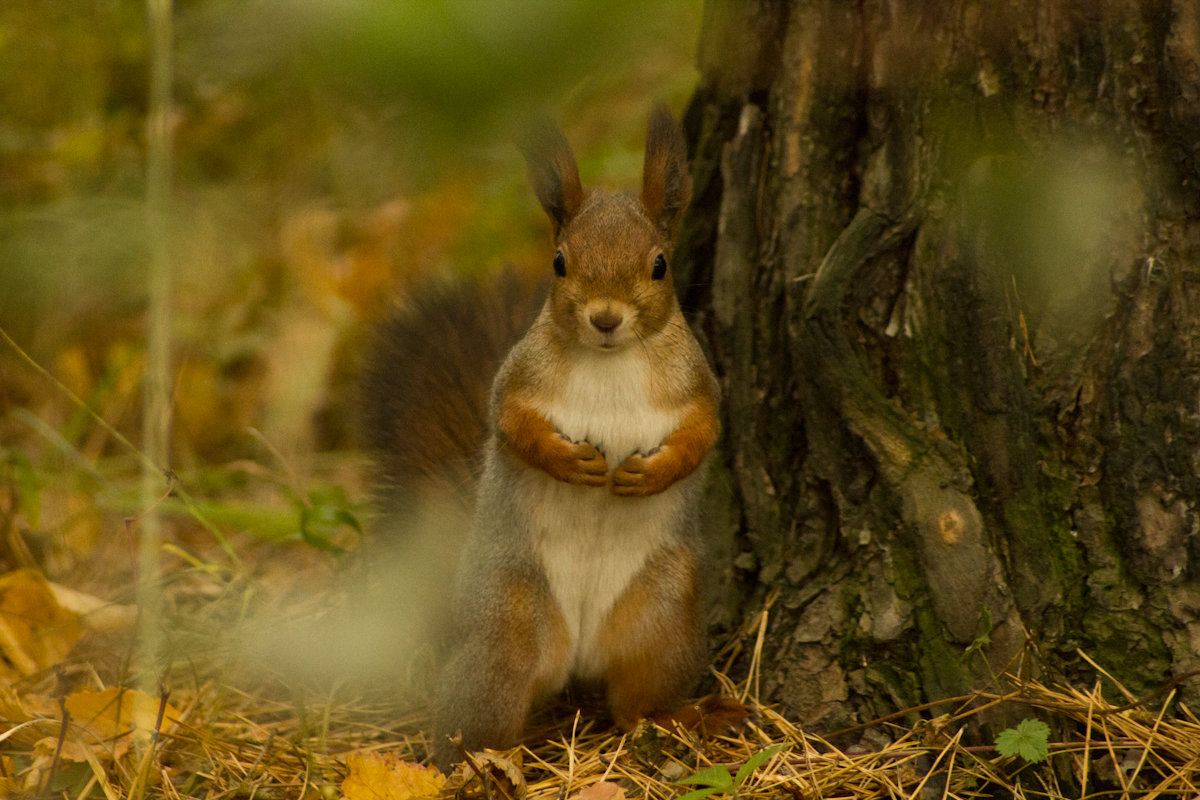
xmin=612 ymin=451 xmax=672 ymax=497
xmin=561 ymin=441 xmax=608 ymax=486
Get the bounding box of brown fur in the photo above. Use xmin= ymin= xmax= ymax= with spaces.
xmin=359 ymin=270 xmax=548 ymax=656
xmin=641 ymin=104 xmax=693 ymax=238
xmin=361 ymin=269 xmax=546 ymax=502
xmin=652 ymin=695 xmax=752 ymax=735
xmin=612 ymin=391 xmax=720 ymax=497
xmin=426 ymin=106 xmax=721 ymax=769
xmin=598 ymin=546 xmax=705 ymax=728
xmin=433 ymin=571 xmax=570 ymax=754
xmin=520 ymin=118 xmax=584 ymax=236
xmin=496 ymin=398 xmax=609 ymax=486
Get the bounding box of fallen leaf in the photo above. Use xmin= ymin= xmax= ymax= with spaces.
xmin=569 ymin=781 xmax=627 ymax=800
xmin=448 ymin=750 xmax=526 ymax=799
xmin=33 ymin=686 xmax=181 ymax=764
xmin=0 ymin=569 xmax=82 ymax=680
xmin=0 ymin=754 xmax=15 ymax=798
xmin=341 ymin=750 xmax=446 ymax=800
xmin=35 ymin=488 xmax=103 ymax=570
xmin=0 ymin=686 xmax=58 ymax=749
xmin=47 ymin=582 xmax=137 ymax=632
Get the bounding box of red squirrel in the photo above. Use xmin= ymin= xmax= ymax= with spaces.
xmin=363 ymin=105 xmax=720 ymax=767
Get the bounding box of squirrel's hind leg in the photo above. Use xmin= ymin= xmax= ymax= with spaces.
xmin=432 ymin=572 xmax=569 ymax=769
xmin=597 ymin=546 xmax=705 ymax=730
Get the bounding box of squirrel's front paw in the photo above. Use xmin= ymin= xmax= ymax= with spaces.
xmin=612 ymin=449 xmax=675 ymax=497
xmin=547 ymin=439 xmax=609 ymax=487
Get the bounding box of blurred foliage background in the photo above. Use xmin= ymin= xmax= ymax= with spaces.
xmin=0 ymin=0 xmax=702 ymax=592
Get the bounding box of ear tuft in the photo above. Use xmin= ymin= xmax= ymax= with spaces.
xmin=641 ymin=103 xmax=692 ymax=239
xmin=519 ymin=116 xmax=584 ymax=236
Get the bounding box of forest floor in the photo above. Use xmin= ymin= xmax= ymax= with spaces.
xmin=3 ymin=4 xmax=1199 ymax=797
xmin=2 ymin=261 xmax=1198 ymax=796
xmin=0 ymin=471 xmax=1197 ymax=800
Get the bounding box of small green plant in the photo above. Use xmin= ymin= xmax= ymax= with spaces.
xmin=676 ymin=744 xmax=785 ymax=800
xmin=995 ymin=718 xmax=1050 ymax=763
xmin=297 ymin=485 xmax=361 ymax=555
xmin=962 ymin=607 xmax=993 ymax=662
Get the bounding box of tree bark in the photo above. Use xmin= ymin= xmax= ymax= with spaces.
xmin=679 ymin=0 xmax=1200 ymax=730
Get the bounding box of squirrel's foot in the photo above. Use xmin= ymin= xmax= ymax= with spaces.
xmin=651 ymin=694 xmax=753 ymax=734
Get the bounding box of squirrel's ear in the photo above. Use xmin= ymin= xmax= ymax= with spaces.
xmin=519 ymin=117 xmax=583 ymax=236
xmin=641 ymin=103 xmax=692 ymax=239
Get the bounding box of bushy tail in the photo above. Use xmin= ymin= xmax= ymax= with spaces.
xmin=354 ymin=267 xmax=546 ymax=681
xmin=360 ymin=267 xmax=546 ymax=509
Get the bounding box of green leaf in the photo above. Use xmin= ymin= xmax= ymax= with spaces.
xmin=677 ymin=764 xmax=733 ymax=790
xmin=298 ymin=504 xmax=359 ymax=554
xmin=733 ymin=744 xmax=785 ymax=787
xmin=306 ymin=485 xmax=357 ymax=518
xmin=995 ymin=718 xmax=1051 ymax=763
xmin=293 ymin=485 xmax=362 ymax=554
xmin=962 ymin=607 xmax=993 ymax=661
xmin=676 ymin=788 xmax=722 ymax=800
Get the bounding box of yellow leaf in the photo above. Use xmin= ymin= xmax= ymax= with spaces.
xmin=570 ymin=783 xmax=627 ymax=800
xmin=46 ymin=582 xmax=136 ymax=633
xmin=341 ymin=751 xmax=446 ymax=800
xmin=0 ymin=569 xmax=82 ymax=680
xmin=448 ymin=750 xmax=526 ymax=799
xmin=0 ymin=755 xmax=15 ymax=798
xmin=37 ymin=686 xmax=182 ymax=763
xmin=0 ymin=686 xmax=31 ymax=723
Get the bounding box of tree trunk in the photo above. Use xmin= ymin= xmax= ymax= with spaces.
xmin=678 ymin=0 xmax=1200 ymax=730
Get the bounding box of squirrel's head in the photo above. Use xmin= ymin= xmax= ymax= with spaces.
xmin=520 ymin=104 xmax=693 ymax=352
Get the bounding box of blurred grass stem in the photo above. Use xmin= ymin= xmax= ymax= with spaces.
xmin=140 ymin=0 xmax=173 ymax=689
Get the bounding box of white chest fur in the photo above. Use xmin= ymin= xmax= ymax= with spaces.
xmin=524 ymin=347 xmax=688 ymax=680
xmin=541 ymin=348 xmax=679 ymax=466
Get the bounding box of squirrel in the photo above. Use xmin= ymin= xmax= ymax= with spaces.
xmin=361 ymin=105 xmax=721 ymax=768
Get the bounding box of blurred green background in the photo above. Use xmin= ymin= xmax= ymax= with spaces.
xmin=0 ymin=0 xmax=702 ymax=583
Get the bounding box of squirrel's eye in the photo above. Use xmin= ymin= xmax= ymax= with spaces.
xmin=553 ymin=250 xmax=566 ymax=278
xmin=651 ymin=253 xmax=667 ymax=281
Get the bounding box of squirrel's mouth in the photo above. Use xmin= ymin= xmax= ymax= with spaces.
xmin=594 ymin=333 xmax=632 ymax=351
xmin=583 ymin=320 xmax=637 ymax=351
xmin=588 ymin=331 xmax=620 ymax=350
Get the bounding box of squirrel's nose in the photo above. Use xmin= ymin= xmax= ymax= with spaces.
xmin=590 ymin=309 xmax=623 ymax=333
